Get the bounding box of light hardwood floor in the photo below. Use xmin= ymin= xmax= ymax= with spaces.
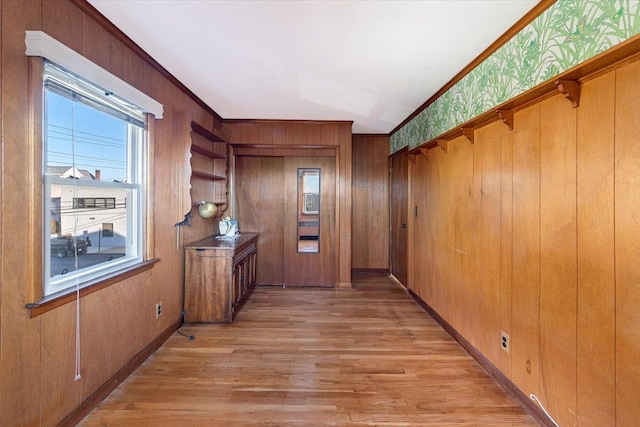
xmin=79 ymin=276 xmax=537 ymax=426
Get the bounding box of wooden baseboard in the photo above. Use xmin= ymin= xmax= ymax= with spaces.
xmin=407 ymin=288 xmax=553 ymax=427
xmin=388 ymin=274 xmax=406 ymax=288
xmin=58 ymin=317 xmax=182 ymax=426
xmin=351 ymin=268 xmax=389 ymax=275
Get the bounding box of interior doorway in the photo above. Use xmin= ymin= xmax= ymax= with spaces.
xmin=390 ymin=148 xmax=408 ymax=286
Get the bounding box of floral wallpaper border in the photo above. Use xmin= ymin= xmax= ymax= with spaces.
xmin=390 ymin=0 xmax=640 ymax=154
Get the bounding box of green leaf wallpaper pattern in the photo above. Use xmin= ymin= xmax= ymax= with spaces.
xmin=390 ymin=0 xmax=640 ymax=154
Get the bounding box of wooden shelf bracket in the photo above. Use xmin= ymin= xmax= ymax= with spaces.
xmin=437 ymin=139 xmax=448 ymax=153
xmin=556 ymin=79 xmax=580 ymax=108
xmin=419 ymin=147 xmax=430 ymax=160
xmin=408 ymin=153 xmax=417 ymax=164
xmin=461 ymin=127 xmax=474 ymax=144
xmin=496 ymin=109 xmax=514 ymax=130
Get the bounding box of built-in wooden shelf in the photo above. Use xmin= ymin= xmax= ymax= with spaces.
xmin=191 ymin=120 xmax=226 ymax=143
xmin=191 ymin=169 xmax=226 ymax=181
xmin=191 ymin=143 xmax=226 ymax=160
xmin=189 ymin=121 xmax=228 ymax=212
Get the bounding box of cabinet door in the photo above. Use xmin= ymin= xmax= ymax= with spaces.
xmin=184 ymin=250 xmax=231 ymax=322
xmin=232 ymin=261 xmax=241 ymax=314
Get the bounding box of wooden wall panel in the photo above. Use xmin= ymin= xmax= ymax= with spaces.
xmin=352 ymin=135 xmax=390 ymax=270
xmin=452 ymin=137 xmax=478 ymax=342
xmin=614 ymin=59 xmax=640 ymax=427
xmin=0 ymin=1 xmax=42 ymax=424
xmin=81 ymin=12 xmax=110 ymax=70
xmin=510 ymin=104 xmax=540 ymax=397
xmin=539 ymin=94 xmax=577 ymax=427
xmin=40 ymin=302 xmax=82 ymax=426
xmin=499 ymin=122 xmax=514 ymax=378
xmin=478 ymin=124 xmax=502 ymax=366
xmin=406 ymin=60 xmax=640 ymax=426
xmin=339 ymin=124 xmax=353 ymax=288
xmin=434 ymin=146 xmax=456 ymax=322
xmin=0 ymin=0 xmax=3 ymax=419
xmin=81 ymin=289 xmax=114 ymax=401
xmin=121 ymin=275 xmax=148 ymax=363
xmin=576 ymin=73 xmax=615 ymax=427
xmin=42 ymin=0 xmax=82 ymax=52
xmin=423 ymin=153 xmax=438 ymax=305
xmin=110 ymin=281 xmax=126 ymax=372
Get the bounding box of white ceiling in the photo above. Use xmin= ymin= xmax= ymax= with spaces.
xmin=88 ymin=0 xmax=538 ymax=134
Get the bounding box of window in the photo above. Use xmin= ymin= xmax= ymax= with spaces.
xmin=43 ymin=61 xmax=145 ymax=297
xmin=102 ymin=223 xmax=114 ymax=238
xmin=73 ymin=197 xmax=117 ymax=209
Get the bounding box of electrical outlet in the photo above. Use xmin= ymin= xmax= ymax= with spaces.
xmin=500 ymin=330 xmax=510 ymax=353
xmin=155 ymin=302 xmax=163 ymax=319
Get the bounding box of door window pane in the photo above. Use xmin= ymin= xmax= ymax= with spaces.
xmin=297 ymin=169 xmax=320 ymax=253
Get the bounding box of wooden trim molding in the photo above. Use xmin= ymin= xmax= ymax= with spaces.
xmin=351 ymin=268 xmax=390 ymax=276
xmin=224 ymin=118 xmax=353 ymax=125
xmin=26 ymin=259 xmax=159 ymax=318
xmin=58 ymin=317 xmax=182 ymax=426
xmin=407 ymin=288 xmax=555 ymax=427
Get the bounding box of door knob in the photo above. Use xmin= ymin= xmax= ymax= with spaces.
xmin=402 ymin=223 xmax=408 ymax=228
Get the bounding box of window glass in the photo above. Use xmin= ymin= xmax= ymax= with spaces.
xmin=43 ymin=61 xmax=144 ymax=297
xmin=297 ymin=168 xmax=320 ymax=253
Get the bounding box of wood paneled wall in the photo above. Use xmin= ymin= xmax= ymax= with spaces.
xmin=222 ymin=120 xmax=353 ymax=288
xmin=0 ymin=0 xmax=221 ymax=424
xmin=352 ymin=135 xmax=389 ymax=271
xmin=408 ymin=60 xmax=640 ymax=426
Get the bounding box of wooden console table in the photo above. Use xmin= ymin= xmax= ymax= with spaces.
xmin=184 ymin=233 xmax=258 ymax=323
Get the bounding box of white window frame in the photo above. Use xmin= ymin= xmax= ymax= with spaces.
xmin=26 ymin=31 xmax=163 ymax=298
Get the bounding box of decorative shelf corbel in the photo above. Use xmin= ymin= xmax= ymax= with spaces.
xmin=556 ymin=79 xmax=580 ymax=108
xmin=496 ymin=109 xmax=514 ymax=130
xmin=461 ymin=127 xmax=474 ymax=144
xmin=436 ymin=139 xmax=448 ymax=153
xmin=419 ymin=147 xmax=430 ymax=160
xmin=408 ymin=153 xmax=417 ymax=164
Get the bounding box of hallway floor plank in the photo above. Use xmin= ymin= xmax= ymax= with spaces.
xmin=80 ymin=276 xmax=537 ymax=426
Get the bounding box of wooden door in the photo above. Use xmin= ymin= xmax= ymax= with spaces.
xmin=284 ymin=157 xmax=336 ymax=287
xmin=235 ymin=156 xmax=285 ymax=285
xmin=390 ymin=148 xmax=408 ymax=286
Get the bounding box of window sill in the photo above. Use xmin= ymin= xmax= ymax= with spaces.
xmin=26 ymin=258 xmax=159 ymax=318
